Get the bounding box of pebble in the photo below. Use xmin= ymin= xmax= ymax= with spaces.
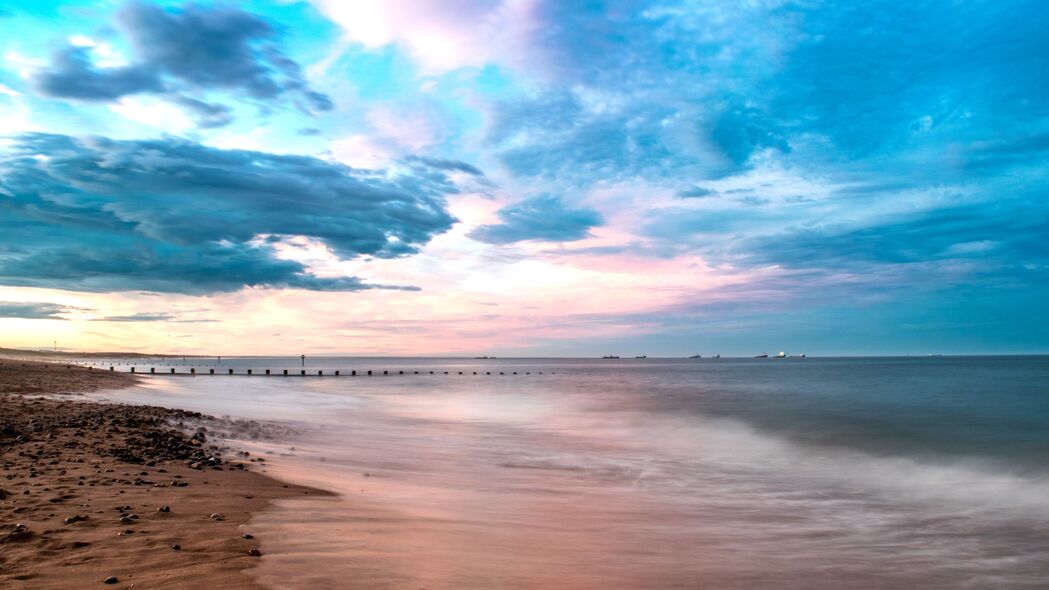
xmin=210 ymin=512 xmax=224 ymax=520
xmin=104 ymin=576 xmax=118 ymax=584
xmin=248 ymin=549 xmax=262 ymax=557
xmin=171 ymin=543 xmax=181 ymax=551
xmin=157 ymin=505 xmax=170 ymax=512
xmin=242 ymin=533 xmax=254 ymax=539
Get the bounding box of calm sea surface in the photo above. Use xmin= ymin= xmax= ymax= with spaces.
xmin=85 ymin=356 xmax=1049 ymax=589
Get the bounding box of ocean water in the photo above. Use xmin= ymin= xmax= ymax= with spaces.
xmin=87 ymin=356 xmax=1049 ymax=589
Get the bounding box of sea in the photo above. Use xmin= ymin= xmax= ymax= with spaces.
xmin=75 ymin=355 xmax=1049 ymax=589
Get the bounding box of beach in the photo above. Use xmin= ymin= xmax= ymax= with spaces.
xmin=6 ymin=356 xmax=1049 ymax=588
xmin=0 ymin=359 xmax=324 ymax=589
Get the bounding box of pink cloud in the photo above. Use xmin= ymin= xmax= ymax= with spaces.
xmin=311 ymin=0 xmax=543 ymax=72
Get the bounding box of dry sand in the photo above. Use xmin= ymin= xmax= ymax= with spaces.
xmin=0 ymin=359 xmax=328 ymax=589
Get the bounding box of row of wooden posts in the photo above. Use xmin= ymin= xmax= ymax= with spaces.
xmin=92 ymin=366 xmax=550 ymax=376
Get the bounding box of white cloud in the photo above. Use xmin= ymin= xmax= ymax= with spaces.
xmin=310 ymin=0 xmax=542 ymax=72
xmin=329 ymin=134 xmax=397 ymax=169
xmin=107 ymin=96 xmax=194 ymax=133
xmin=65 ymin=35 xmax=129 ymax=67
xmin=4 ymin=51 xmax=46 ymax=79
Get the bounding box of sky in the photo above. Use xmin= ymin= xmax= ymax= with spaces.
xmin=0 ymin=0 xmax=1046 ymax=357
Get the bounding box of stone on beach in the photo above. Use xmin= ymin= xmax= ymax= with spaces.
xmin=0 ymin=358 xmax=328 ymax=588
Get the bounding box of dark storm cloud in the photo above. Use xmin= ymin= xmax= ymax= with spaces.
xmin=0 ymin=133 xmax=459 ymax=294
xmin=31 ymin=1 xmax=333 ymax=125
xmin=469 ymin=194 xmax=603 ymax=244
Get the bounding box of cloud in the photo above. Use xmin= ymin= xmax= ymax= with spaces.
xmin=677 ymin=187 xmax=716 ymax=199
xmin=32 ymin=1 xmax=333 ymax=126
xmin=89 ymin=312 xmax=216 ymax=323
xmin=403 ymin=155 xmax=485 ymax=176
xmin=0 ymin=133 xmax=462 ymax=294
xmin=473 ymin=0 xmax=1049 ymax=306
xmin=169 ymin=95 xmax=234 ymax=129
xmin=469 ymin=194 xmax=602 ymax=244
xmin=92 ymin=312 xmax=174 ymax=322
xmin=0 ymin=301 xmax=80 ymax=320
xmin=34 ymin=46 xmax=162 ymax=100
xmin=310 ymin=0 xmax=543 ymax=72
xmin=737 ymin=202 xmax=1049 ymax=274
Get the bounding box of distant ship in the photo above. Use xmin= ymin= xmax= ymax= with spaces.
xmin=791 ymin=353 xmax=807 ymax=358
xmin=713 ymin=354 xmax=721 ymax=359
xmin=775 ymin=352 xmax=787 ymax=359
xmin=474 ymin=355 xmax=496 ymax=359
xmin=601 ymin=355 xmax=620 ymax=359
xmin=688 ymin=354 xmax=702 ymax=359
xmin=635 ymin=355 xmax=647 ymax=359
xmin=754 ymin=353 xmax=768 ymax=358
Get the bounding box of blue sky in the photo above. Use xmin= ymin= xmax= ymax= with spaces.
xmin=0 ymin=0 xmax=1046 ymax=355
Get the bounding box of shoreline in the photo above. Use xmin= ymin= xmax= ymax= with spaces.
xmin=0 ymin=359 xmax=330 ymax=589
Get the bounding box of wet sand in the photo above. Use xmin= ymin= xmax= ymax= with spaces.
xmin=0 ymin=359 xmax=326 ymax=589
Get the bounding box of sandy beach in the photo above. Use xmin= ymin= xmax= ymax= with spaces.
xmin=0 ymin=359 xmax=325 ymax=589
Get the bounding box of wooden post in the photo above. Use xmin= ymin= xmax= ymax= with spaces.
xmin=228 ymin=368 xmax=234 ymax=375
xmin=283 ymin=369 xmax=288 ymax=376
xmin=318 ymin=370 xmax=323 ymax=376
xmin=150 ymin=367 xmax=155 ymax=374
xmin=351 ymin=370 xmax=356 ymax=376
xmin=191 ymin=368 xmax=196 ymax=374
xmin=247 ymin=369 xmax=252 ymax=375
xmin=131 ymin=367 xmax=135 ymax=373
xmin=210 ymin=368 xmax=215 ymax=374
xmin=367 ymin=370 xmax=372 ymax=376
xmin=383 ymin=370 xmax=388 ymax=375
xmin=266 ymin=369 xmax=271 ymax=375
xmin=171 ymin=368 xmax=176 ymax=374
xmin=335 ymin=370 xmax=340 ymax=376
xmin=300 ymin=370 xmax=305 ymax=376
